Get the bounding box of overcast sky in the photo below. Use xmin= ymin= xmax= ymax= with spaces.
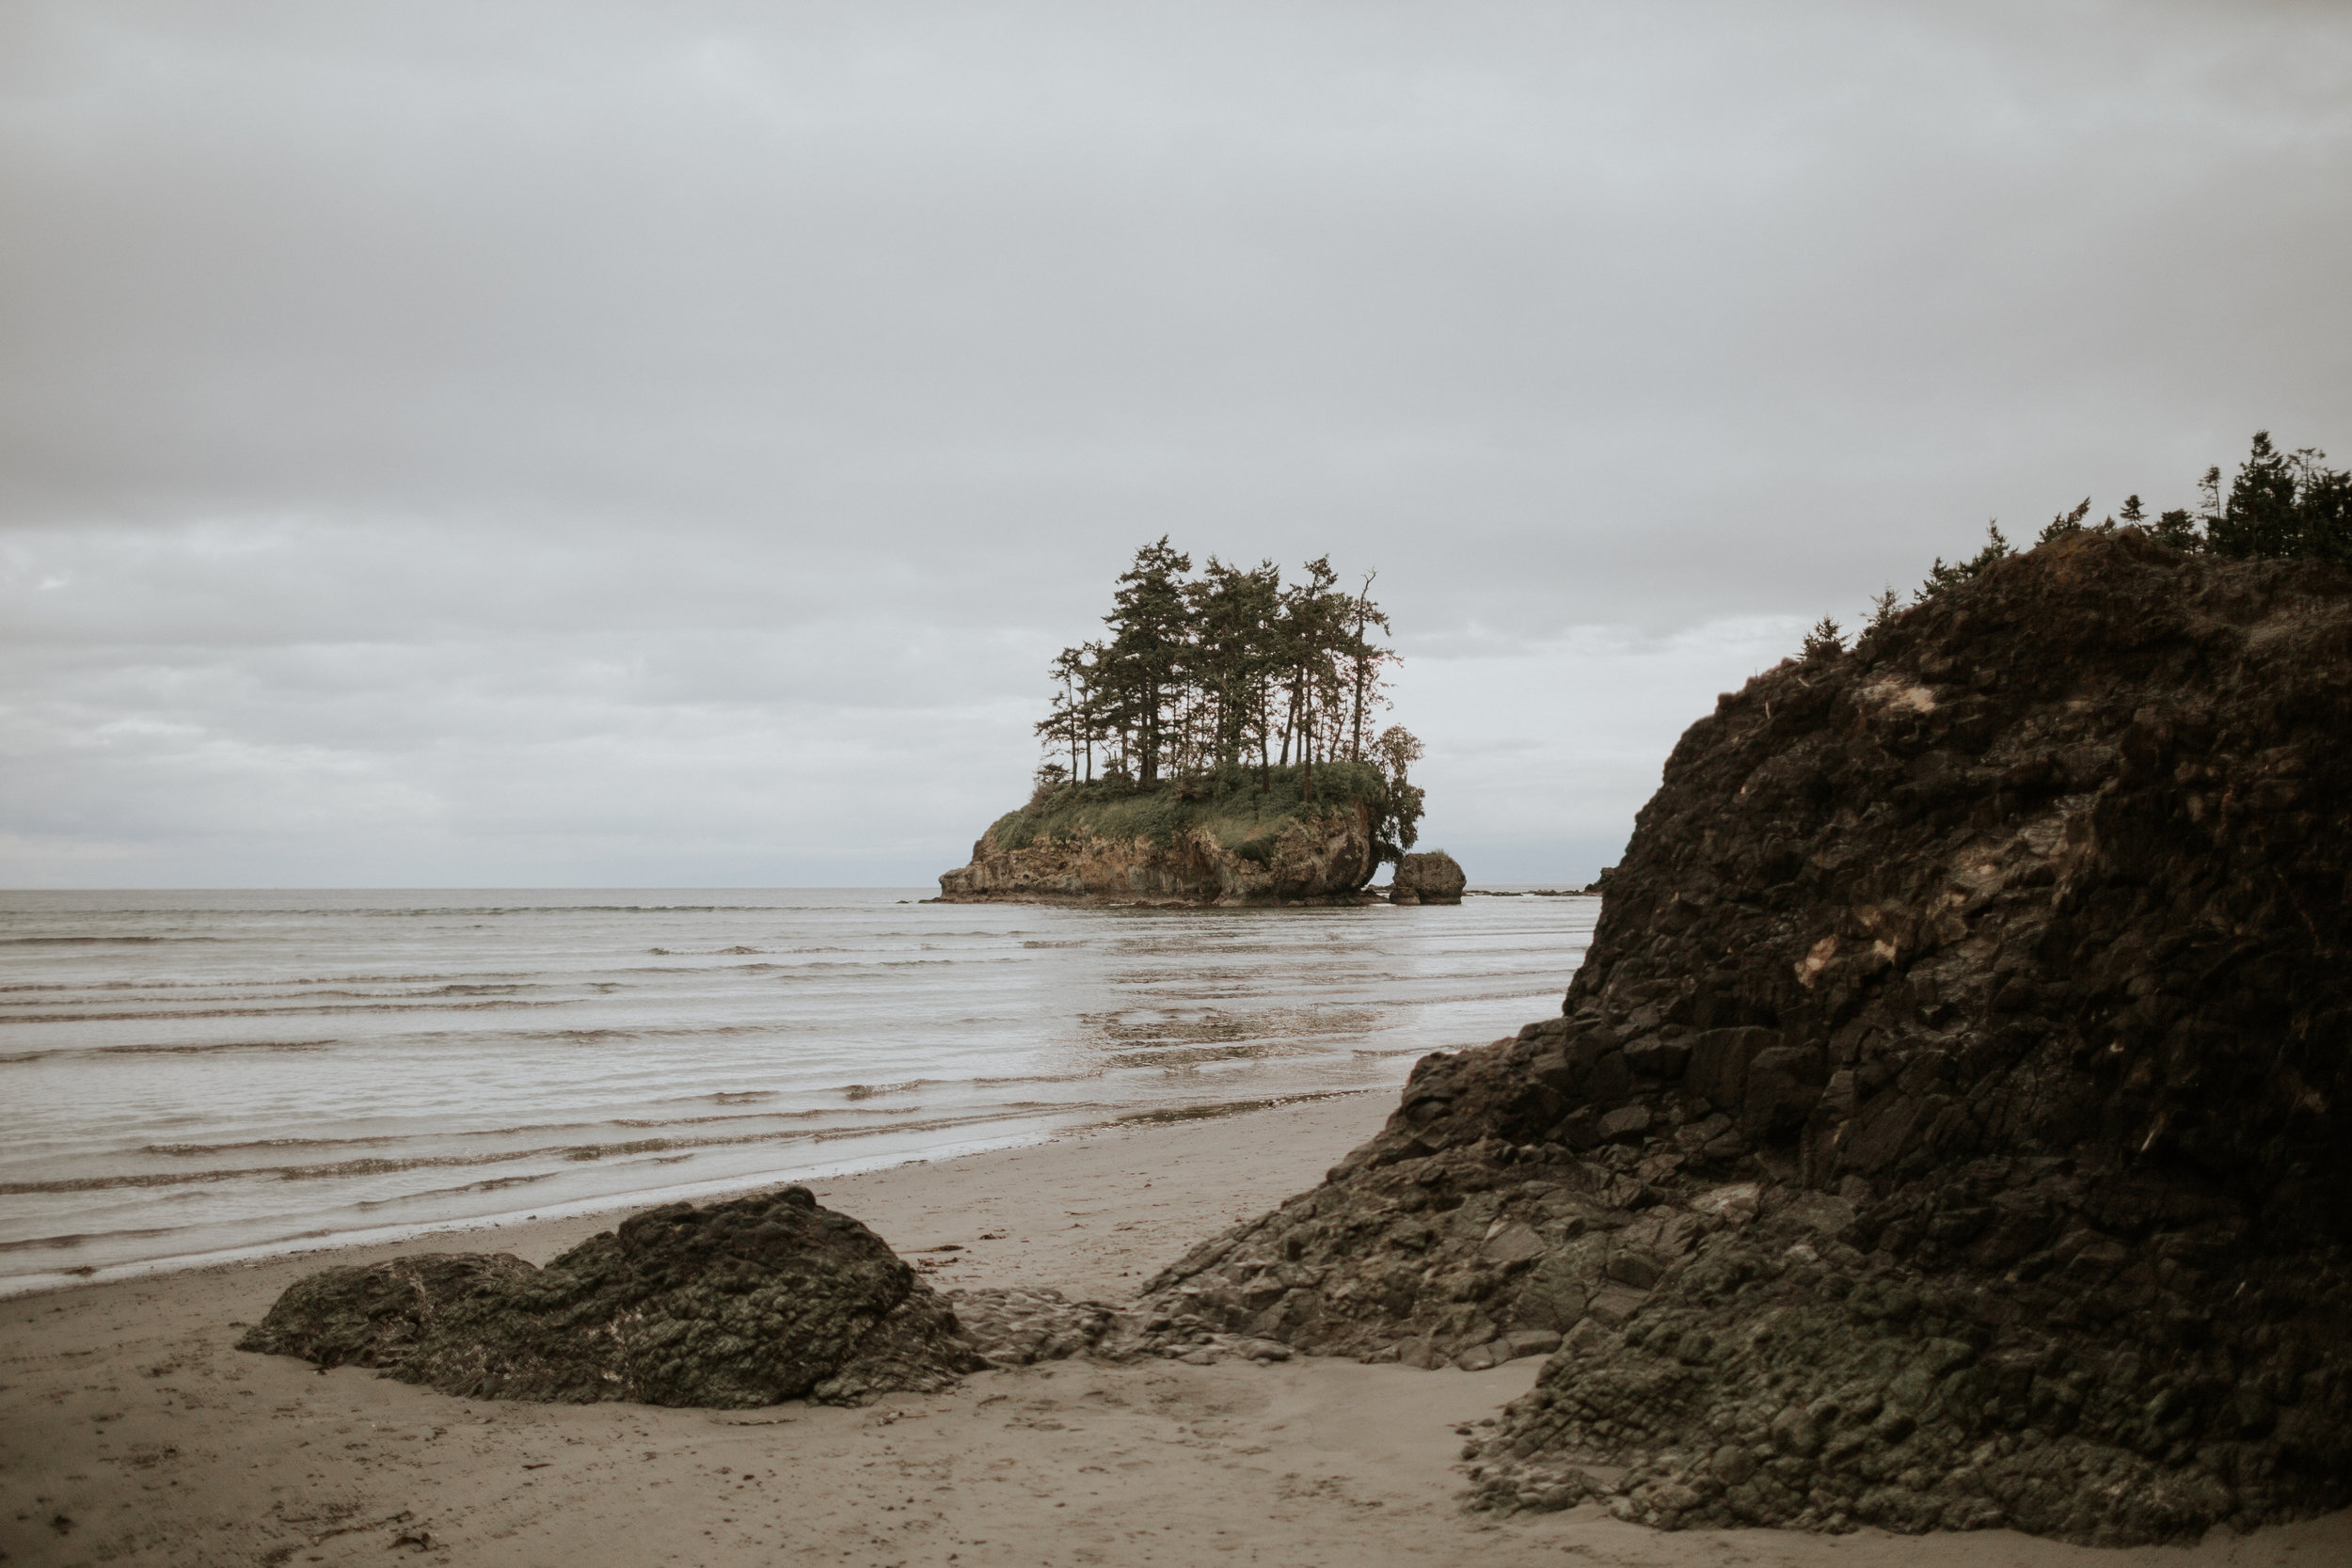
xmin=3 ymin=1 xmax=2348 ymax=889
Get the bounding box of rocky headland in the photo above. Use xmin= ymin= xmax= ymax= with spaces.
xmin=1128 ymin=530 xmax=2352 ymax=1543
xmin=935 ymin=763 xmax=1398 ymax=905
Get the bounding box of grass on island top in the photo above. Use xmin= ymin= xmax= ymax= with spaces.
xmin=989 ymin=762 xmax=1391 ymax=859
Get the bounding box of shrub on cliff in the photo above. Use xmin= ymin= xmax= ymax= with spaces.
xmin=1836 ymin=434 xmax=2351 ymax=658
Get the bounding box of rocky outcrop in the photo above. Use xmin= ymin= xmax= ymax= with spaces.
xmin=1136 ymin=531 xmax=2352 ymax=1543
xmin=936 ymin=799 xmax=1380 ymax=905
xmin=1389 ymin=850 xmax=1467 ymax=904
xmin=240 ymin=1187 xmax=982 ymax=1407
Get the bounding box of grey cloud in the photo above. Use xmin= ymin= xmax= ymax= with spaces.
xmin=3 ymin=1 xmax=2348 ymax=883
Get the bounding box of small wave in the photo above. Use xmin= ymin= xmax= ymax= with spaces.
xmin=143 ymin=1132 xmax=401 ymax=1156
xmin=0 ymin=1145 xmax=592 ymax=1196
xmin=143 ymin=1101 xmax=900 ymax=1159
xmin=0 ymin=999 xmax=563 ymax=1027
xmin=100 ymin=1038 xmax=336 ymax=1057
xmin=358 ymin=1172 xmax=555 ymax=1209
xmin=1102 ymin=1043 xmax=1302 ymax=1069
xmin=0 ymin=983 xmax=544 ymax=1011
xmin=0 ymin=1226 xmax=177 ymax=1253
xmin=0 ymin=1038 xmax=338 ymax=1066
xmin=0 ymin=935 xmax=227 ymax=945
xmin=842 ymin=1080 xmax=929 ymax=1101
xmin=0 ymin=972 xmax=546 ymax=995
xmin=514 ymin=1022 xmax=772 ymax=1045
xmin=1117 ymin=1098 xmax=1275 ymax=1125
xmin=0 ymin=1106 xmax=1097 ymax=1196
xmin=609 ymin=1106 xmax=859 ymax=1128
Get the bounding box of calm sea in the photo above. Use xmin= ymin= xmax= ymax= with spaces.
xmin=0 ymin=888 xmax=1594 ymax=1294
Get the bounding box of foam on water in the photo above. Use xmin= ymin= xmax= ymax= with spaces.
xmin=0 ymin=886 xmax=1594 ymax=1292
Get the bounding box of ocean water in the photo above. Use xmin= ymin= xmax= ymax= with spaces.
xmin=0 ymin=888 xmax=1596 ymax=1294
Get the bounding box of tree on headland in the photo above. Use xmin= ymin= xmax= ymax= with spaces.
xmin=1915 ymin=522 xmax=2011 ymax=603
xmin=2206 ymin=432 xmax=2352 ymax=563
xmin=1795 ymin=432 xmax=2348 ymax=661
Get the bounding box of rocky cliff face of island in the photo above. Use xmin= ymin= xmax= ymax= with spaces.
xmin=1137 ymin=530 xmax=2352 ymax=1543
xmin=937 ymin=804 xmax=1377 ymax=905
xmin=935 ymin=765 xmax=1392 ymax=905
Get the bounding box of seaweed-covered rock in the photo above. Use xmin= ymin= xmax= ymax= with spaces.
xmin=239 ymin=1187 xmax=982 ymax=1406
xmin=1390 ymin=850 xmax=1467 ymax=905
xmin=1142 ymin=531 xmax=2352 ymax=1542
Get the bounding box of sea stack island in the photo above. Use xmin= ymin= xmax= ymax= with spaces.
xmin=935 ymin=541 xmax=1457 ymax=905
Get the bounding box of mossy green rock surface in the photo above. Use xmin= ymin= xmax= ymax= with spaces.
xmin=936 ymin=764 xmax=1390 ymax=904
xmin=238 ymin=1187 xmax=982 ymax=1406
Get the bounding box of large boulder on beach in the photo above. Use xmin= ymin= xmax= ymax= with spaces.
xmin=1139 ymin=530 xmax=2352 ymax=1543
xmin=239 ymin=1186 xmax=983 ymax=1406
xmin=1389 ymin=850 xmax=1466 ymax=904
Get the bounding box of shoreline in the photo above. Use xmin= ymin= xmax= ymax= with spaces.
xmin=2 ymin=888 xmax=1597 ymax=1304
xmin=0 ymin=1094 xmax=1379 ymax=1304
xmin=4 ymin=1094 xmax=2345 ymax=1567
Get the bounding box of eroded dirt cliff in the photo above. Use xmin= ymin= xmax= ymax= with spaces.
xmin=1135 ymin=530 xmax=2352 ymax=1543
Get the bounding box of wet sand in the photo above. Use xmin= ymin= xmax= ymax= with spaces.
xmin=3 ymin=1094 xmax=2344 ymax=1567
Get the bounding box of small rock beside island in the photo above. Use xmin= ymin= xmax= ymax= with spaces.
xmin=1387 ymin=849 xmax=1466 ymax=905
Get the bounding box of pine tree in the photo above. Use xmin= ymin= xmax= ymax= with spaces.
xmin=1040 ymin=543 xmax=1399 ymax=799
xmin=1865 ymin=586 xmax=1903 ymax=633
xmin=2206 ymin=433 xmax=2352 ymax=563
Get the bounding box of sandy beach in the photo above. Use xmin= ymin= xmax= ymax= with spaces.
xmin=3 ymin=1093 xmax=2344 ymax=1568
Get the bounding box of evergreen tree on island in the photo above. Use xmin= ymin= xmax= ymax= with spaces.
xmin=1038 ymin=540 xmax=1407 ymax=791
xmin=1014 ymin=540 xmax=1427 ymax=878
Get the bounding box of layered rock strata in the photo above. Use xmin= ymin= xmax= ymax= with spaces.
xmin=240 ymin=1187 xmax=982 ymax=1406
xmin=1136 ymin=531 xmax=2352 ymax=1543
